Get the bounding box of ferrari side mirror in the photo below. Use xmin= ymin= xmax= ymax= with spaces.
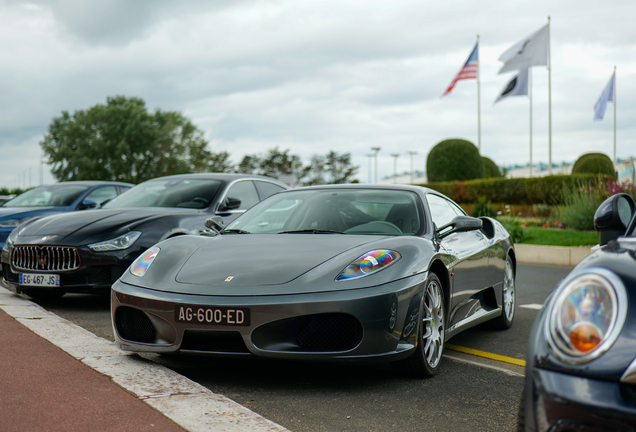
xmin=205 ymin=216 xmax=225 ymax=235
xmin=436 ymin=215 xmax=483 ymax=239
xmin=218 ymin=197 xmax=241 ymax=212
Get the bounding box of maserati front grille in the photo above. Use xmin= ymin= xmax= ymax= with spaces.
xmin=12 ymin=246 xmax=80 ymax=271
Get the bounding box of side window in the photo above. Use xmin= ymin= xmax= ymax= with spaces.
xmin=83 ymin=187 xmax=118 ymax=207
xmin=225 ymin=181 xmax=260 ymax=211
xmin=255 ymin=181 xmax=286 ymax=201
xmin=449 ymin=200 xmax=466 ymax=216
xmin=426 ymin=194 xmax=458 ymax=228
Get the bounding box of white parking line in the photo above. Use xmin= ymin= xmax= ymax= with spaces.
xmin=443 ymin=354 xmax=524 ymax=377
xmin=0 ymin=287 xmax=289 ymax=432
xmin=520 ymin=303 xmax=543 ymax=310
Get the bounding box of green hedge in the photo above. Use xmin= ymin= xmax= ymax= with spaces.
xmin=421 ymin=174 xmax=601 ymax=205
xmin=0 ymin=187 xmax=27 ymax=196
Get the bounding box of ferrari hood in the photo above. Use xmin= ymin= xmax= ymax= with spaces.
xmin=175 ymin=234 xmax=379 ymax=286
xmin=14 ymin=208 xmax=196 ymax=240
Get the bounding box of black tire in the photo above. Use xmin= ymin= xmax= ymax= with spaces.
xmin=491 ymin=255 xmax=515 ymax=330
xmin=21 ymin=288 xmax=66 ymax=302
xmin=393 ymin=273 xmax=445 ymax=378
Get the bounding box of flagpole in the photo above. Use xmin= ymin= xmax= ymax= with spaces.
xmin=529 ymin=68 xmax=533 ymax=178
xmin=547 ymin=16 xmax=552 ymax=175
xmin=614 ymin=65 xmax=617 ymax=166
xmin=477 ymin=34 xmax=481 ymax=153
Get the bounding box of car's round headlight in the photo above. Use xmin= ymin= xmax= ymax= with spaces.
xmin=545 ymin=268 xmax=627 ymax=364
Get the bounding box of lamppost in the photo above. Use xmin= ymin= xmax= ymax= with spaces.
xmin=391 ymin=153 xmax=399 ymax=184
xmin=408 ymin=151 xmax=417 ymax=184
xmin=371 ymin=147 xmax=381 ymax=183
xmin=367 ymin=154 xmax=374 ymax=184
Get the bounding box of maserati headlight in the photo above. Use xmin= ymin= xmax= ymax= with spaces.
xmin=0 ymin=217 xmax=36 ymax=229
xmin=336 ymin=250 xmax=401 ymax=281
xmin=545 ymin=268 xmax=627 ymax=364
xmin=88 ymin=231 xmax=141 ymax=252
xmin=130 ymin=246 xmax=160 ymax=277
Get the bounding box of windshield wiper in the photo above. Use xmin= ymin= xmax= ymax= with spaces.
xmin=278 ymin=229 xmax=345 ymax=234
xmin=222 ymin=229 xmax=251 ymax=234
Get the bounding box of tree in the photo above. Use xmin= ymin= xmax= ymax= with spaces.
xmin=201 ymin=150 xmax=234 ymax=173
xmin=426 ymin=139 xmax=484 ymax=182
xmin=482 ymin=156 xmax=502 ymax=178
xmin=572 ymin=152 xmax=615 ymax=178
xmin=41 ymin=96 xmax=212 ymax=183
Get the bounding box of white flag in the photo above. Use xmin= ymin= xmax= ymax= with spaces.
xmin=498 ymin=24 xmax=549 ymax=74
xmin=593 ymin=72 xmax=615 ymax=121
xmin=494 ymin=69 xmax=529 ymax=104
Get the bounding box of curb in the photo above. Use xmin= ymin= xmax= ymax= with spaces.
xmin=514 ymin=244 xmax=593 ymax=267
xmin=0 ymin=286 xmax=290 ymax=432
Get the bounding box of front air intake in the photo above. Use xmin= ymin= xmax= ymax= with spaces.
xmin=115 ymin=307 xmax=157 ymax=343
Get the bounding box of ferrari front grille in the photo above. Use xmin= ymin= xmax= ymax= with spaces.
xmin=296 ymin=313 xmax=363 ymax=352
xmin=12 ymin=246 xmax=80 ymax=272
xmin=115 ymin=307 xmax=157 ymax=343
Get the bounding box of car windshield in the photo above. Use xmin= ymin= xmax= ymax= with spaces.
xmin=3 ymin=185 xmax=90 ymax=207
xmin=226 ymin=189 xmax=423 ymax=235
xmin=103 ymin=179 xmax=223 ymax=209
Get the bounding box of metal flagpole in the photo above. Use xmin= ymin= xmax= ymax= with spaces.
xmin=614 ymin=65 xmax=617 ymax=165
xmin=547 ymin=16 xmax=552 ymax=175
xmin=529 ymin=68 xmax=533 ymax=178
xmin=477 ymin=34 xmax=481 ymax=153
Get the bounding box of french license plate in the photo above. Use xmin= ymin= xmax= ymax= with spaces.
xmin=19 ymin=273 xmax=60 ymax=287
xmin=175 ymin=305 xmax=250 ymax=326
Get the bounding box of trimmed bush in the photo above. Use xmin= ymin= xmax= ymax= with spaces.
xmin=482 ymin=156 xmax=502 ymax=178
xmin=421 ymin=174 xmax=600 ymax=205
xmin=426 ymin=139 xmax=484 ymax=182
xmin=572 ymin=152 xmax=615 ymax=178
xmin=472 ymin=196 xmax=497 ymax=217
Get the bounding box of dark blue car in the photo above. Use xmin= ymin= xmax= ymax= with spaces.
xmin=0 ymin=181 xmax=132 ymax=251
xmin=519 ymin=192 xmax=636 ymax=431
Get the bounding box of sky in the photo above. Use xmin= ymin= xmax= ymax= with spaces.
xmin=1 ymin=0 xmax=634 ymax=188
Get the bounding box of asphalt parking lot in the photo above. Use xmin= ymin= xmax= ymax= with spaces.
xmin=26 ymin=262 xmax=571 ymax=432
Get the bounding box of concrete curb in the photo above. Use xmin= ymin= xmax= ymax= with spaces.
xmin=0 ymin=286 xmax=290 ymax=432
xmin=515 ymin=244 xmax=593 ymax=267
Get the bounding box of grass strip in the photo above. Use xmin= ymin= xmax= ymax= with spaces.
xmin=519 ymin=227 xmax=598 ymax=247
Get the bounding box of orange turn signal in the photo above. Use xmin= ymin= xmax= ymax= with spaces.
xmin=569 ymin=323 xmax=602 ymax=353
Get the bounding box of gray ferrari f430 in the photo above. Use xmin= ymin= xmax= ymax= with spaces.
xmin=111 ymin=184 xmax=515 ymax=377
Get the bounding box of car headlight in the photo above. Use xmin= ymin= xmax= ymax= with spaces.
xmin=336 ymin=250 xmax=401 ymax=281
xmin=545 ymin=268 xmax=627 ymax=364
xmin=88 ymin=231 xmax=142 ymax=252
xmin=130 ymin=246 xmax=160 ymax=277
xmin=0 ymin=217 xmax=36 ymax=229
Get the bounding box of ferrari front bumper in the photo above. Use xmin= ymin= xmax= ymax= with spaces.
xmin=111 ymin=273 xmax=429 ymax=363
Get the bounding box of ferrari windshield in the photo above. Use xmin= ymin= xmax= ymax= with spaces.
xmin=226 ymin=189 xmax=423 ymax=235
xmin=3 ymin=185 xmax=90 ymax=207
xmin=103 ymin=179 xmax=223 ymax=209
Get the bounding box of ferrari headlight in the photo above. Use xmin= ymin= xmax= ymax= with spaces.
xmin=336 ymin=250 xmax=401 ymax=281
xmin=545 ymin=268 xmax=627 ymax=364
xmin=130 ymin=246 xmax=160 ymax=277
xmin=88 ymin=231 xmax=141 ymax=252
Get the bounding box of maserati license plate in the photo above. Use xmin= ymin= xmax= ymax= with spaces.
xmin=19 ymin=273 xmax=60 ymax=287
xmin=175 ymin=305 xmax=250 ymax=326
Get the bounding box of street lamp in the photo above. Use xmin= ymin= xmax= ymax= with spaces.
xmin=367 ymin=154 xmax=374 ymax=184
xmin=391 ymin=153 xmax=399 ymax=184
xmin=408 ymin=151 xmax=417 ymax=184
xmin=371 ymin=147 xmax=381 ymax=183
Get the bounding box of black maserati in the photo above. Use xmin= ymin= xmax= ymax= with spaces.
xmin=1 ymin=173 xmax=287 ymax=300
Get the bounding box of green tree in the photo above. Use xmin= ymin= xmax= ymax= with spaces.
xmin=572 ymin=152 xmax=615 ymax=178
xmin=426 ymin=139 xmax=484 ymax=182
xmin=41 ymin=96 xmax=211 ymax=183
xmin=482 ymin=156 xmax=502 ymax=178
xmin=201 ymin=150 xmax=234 ymax=173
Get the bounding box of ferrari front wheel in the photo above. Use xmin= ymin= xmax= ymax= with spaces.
xmin=395 ymin=273 xmax=445 ymax=378
xmin=491 ymin=255 xmax=515 ymax=330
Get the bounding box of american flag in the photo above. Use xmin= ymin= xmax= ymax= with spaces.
xmin=442 ymin=42 xmax=479 ymax=97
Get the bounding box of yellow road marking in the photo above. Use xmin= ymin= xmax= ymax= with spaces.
xmin=446 ymin=344 xmax=526 ymax=367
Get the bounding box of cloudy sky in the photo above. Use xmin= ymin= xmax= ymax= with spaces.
xmin=1 ymin=0 xmax=633 ymax=187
